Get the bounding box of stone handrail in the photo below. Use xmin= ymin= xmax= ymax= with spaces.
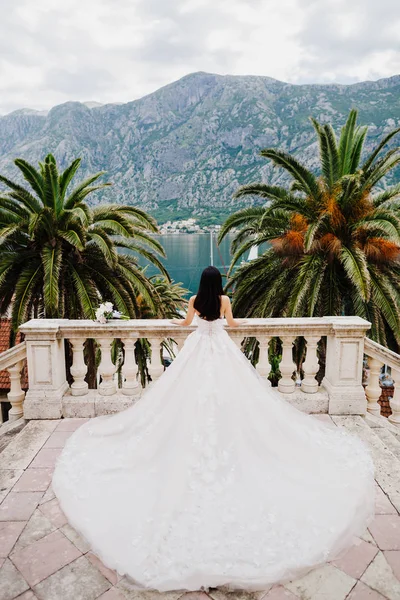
xmin=0 ymin=341 xmax=26 ymax=421
xmin=364 ymin=338 xmax=400 ymax=425
xmin=16 ymin=316 xmax=372 ymax=420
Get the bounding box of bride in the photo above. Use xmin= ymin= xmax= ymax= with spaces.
xmin=52 ymin=266 xmax=375 ymax=592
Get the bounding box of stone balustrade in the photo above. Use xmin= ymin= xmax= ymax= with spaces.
xmin=364 ymin=338 xmax=400 ymax=425
xmin=0 ymin=341 xmax=27 ymax=421
xmin=14 ymin=316 xmax=373 ymax=420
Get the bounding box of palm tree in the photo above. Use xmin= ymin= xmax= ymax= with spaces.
xmin=0 ymin=154 xmax=173 ymax=339
xmin=219 ymin=110 xmax=400 ymax=348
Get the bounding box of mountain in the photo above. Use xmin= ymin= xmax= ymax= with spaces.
xmin=1 ymin=71 xmax=400 ymax=222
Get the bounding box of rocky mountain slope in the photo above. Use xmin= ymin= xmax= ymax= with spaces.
xmin=1 ymin=71 xmax=400 ymax=221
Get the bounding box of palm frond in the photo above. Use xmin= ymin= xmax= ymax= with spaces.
xmin=338 ymin=109 xmax=358 ymax=176
xmin=260 ymin=149 xmax=320 ymax=200
xmin=362 ymin=127 xmax=400 ymax=172
xmin=41 ymin=242 xmax=62 ymax=317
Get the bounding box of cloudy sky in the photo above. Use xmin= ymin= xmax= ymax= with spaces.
xmin=0 ymin=0 xmax=399 ymax=114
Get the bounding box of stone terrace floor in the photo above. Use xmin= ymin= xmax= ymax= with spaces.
xmin=1 ymin=415 xmax=400 ymax=600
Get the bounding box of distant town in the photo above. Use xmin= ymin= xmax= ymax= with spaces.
xmin=158 ymin=218 xmax=222 ymax=235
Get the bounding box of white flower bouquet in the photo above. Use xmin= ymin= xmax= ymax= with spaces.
xmin=95 ymin=302 xmax=129 ymax=323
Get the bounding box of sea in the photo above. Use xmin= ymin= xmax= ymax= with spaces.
xmin=137 ymin=233 xmax=236 ymax=296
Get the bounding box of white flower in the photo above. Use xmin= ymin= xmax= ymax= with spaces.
xmin=95 ymin=301 xmax=115 ymax=322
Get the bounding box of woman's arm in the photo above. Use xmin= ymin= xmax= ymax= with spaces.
xmin=222 ymin=296 xmax=244 ymax=328
xmin=170 ymin=295 xmax=196 ymax=326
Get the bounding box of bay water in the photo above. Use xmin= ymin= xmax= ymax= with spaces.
xmin=137 ymin=233 xmax=236 ymax=296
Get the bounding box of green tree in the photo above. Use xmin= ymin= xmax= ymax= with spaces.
xmin=0 ymin=154 xmax=175 ymax=338
xmin=219 ymin=110 xmax=400 ymax=348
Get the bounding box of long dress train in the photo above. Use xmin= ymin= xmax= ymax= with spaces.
xmin=52 ymin=315 xmax=375 ymax=592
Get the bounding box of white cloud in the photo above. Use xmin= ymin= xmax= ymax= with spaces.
xmin=0 ymin=0 xmax=399 ymax=114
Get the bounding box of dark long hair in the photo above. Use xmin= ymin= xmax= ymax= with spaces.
xmin=193 ymin=266 xmax=224 ymax=321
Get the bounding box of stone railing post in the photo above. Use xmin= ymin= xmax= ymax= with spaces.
xmin=98 ymin=338 xmax=117 ymax=396
xmin=322 ymin=317 xmax=371 ymax=415
xmin=364 ymin=357 xmax=384 ymax=416
xmin=231 ymin=331 xmax=244 ymax=349
xmin=256 ymin=335 xmax=271 ymax=379
xmin=389 ymin=367 xmax=400 ymax=426
xmin=7 ymin=360 xmax=25 ymax=421
xmin=19 ymin=320 xmax=69 ymax=419
xmin=121 ymin=338 xmax=140 ymax=396
xmin=148 ymin=337 xmax=164 ymax=382
xmin=301 ymin=336 xmax=320 ymax=394
xmin=69 ymin=338 xmax=89 ymax=396
xmin=278 ymin=336 xmax=296 ymax=393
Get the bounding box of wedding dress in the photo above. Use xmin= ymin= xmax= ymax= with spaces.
xmin=52 ymin=315 xmax=375 ymax=592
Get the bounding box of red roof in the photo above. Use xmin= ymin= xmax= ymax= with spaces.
xmin=0 ymin=319 xmax=28 ymax=391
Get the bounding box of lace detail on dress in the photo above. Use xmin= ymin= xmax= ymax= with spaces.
xmin=52 ymin=313 xmax=375 ymax=592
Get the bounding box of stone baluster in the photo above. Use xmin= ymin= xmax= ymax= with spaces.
xmin=256 ymin=336 xmax=271 ymax=378
xmin=121 ymin=338 xmax=140 ymax=396
xmin=231 ymin=332 xmax=244 ymax=349
xmin=174 ymin=336 xmax=186 ymax=353
xmin=98 ymin=338 xmax=117 ymax=396
xmin=364 ymin=357 xmax=384 ymax=416
xmin=69 ymin=338 xmax=89 ymax=396
xmin=278 ymin=336 xmax=296 ymax=393
xmin=301 ymin=336 xmax=320 ymax=394
xmin=7 ymin=360 xmax=25 ymax=421
xmin=389 ymin=367 xmax=400 ymax=426
xmin=148 ymin=337 xmax=164 ymax=382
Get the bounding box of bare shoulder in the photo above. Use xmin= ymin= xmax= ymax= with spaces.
xmin=189 ymin=295 xmax=196 ymax=304
xmin=221 ymin=295 xmax=231 ymax=305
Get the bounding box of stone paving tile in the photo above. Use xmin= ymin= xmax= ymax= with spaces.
xmin=14 ymin=592 xmax=39 ymax=600
xmin=0 ymin=492 xmax=42 ymax=521
xmin=332 ymin=416 xmax=400 ymax=513
xmin=28 ymin=448 xmax=62 ymax=469
xmin=14 ymin=509 xmax=57 ymax=551
xmin=60 ymin=523 xmax=91 ymax=553
xmin=383 ymin=550 xmax=400 ymax=581
xmin=38 ymin=485 xmax=55 ymax=505
xmin=0 ymin=421 xmax=58 ymax=471
xmin=10 ymin=529 xmax=81 ymax=587
xmin=12 ymin=469 xmax=53 ymax=492
xmin=252 ymin=588 xmax=272 ymax=600
xmin=208 ymin=588 xmax=255 ymax=600
xmin=361 ymin=550 xmax=400 ymax=600
xmin=311 ymin=414 xmax=336 ymax=429
xmin=285 ymin=565 xmax=356 ymax=600
xmin=368 ymin=515 xmax=400 ymax=550
xmin=346 ymin=580 xmax=387 ymax=599
xmin=263 ymin=587 xmax=298 ymax=599
xmin=0 ymin=521 xmax=26 ymax=557
xmin=0 ymin=558 xmax=29 ymax=600
xmin=97 ymin=589 xmax=127 ymax=600
xmin=179 ymin=593 xmax=213 ymax=600
xmin=375 ymin=485 xmax=398 ymax=515
xmin=361 ymin=529 xmax=377 ymax=546
xmin=331 ymin=538 xmax=378 ymax=579
xmin=0 ymin=469 xmax=23 ymax=503
xmin=32 ymin=554 xmax=110 ymax=600
xmin=116 ymin=578 xmax=183 ymax=600
xmin=42 ymin=430 xmax=73 ymax=448
xmin=87 ymin=551 xmax=119 ymax=585
xmin=38 ymin=497 xmax=67 ymax=528
xmin=55 ymin=418 xmax=89 ymax=432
